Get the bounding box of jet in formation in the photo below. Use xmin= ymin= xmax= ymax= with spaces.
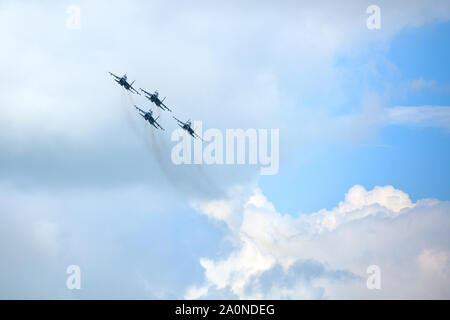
xmin=109 ymin=72 xmax=140 ymax=95
xmin=173 ymin=117 xmax=203 ymax=140
xmin=109 ymin=72 xmax=202 ymax=138
xmin=134 ymin=105 xmax=164 ymax=130
xmin=140 ymin=88 xmax=172 ymax=112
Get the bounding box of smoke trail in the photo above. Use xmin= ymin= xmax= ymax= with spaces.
xmin=119 ymin=90 xmax=225 ymax=200
xmin=151 ymin=118 xmax=224 ymax=198
xmin=148 ymin=118 xmax=222 ymax=199
xmin=120 ymin=90 xmax=144 ymax=138
xmin=123 ymin=91 xmax=187 ymax=194
xmin=194 ymin=162 xmax=224 ymax=196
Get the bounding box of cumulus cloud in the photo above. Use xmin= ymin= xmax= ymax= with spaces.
xmin=188 ymin=185 xmax=450 ymax=299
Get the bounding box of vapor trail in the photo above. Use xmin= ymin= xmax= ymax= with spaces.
xmin=119 ymin=90 xmax=224 ymax=200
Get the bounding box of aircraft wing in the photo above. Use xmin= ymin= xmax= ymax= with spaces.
xmin=161 ymin=102 xmax=172 ymax=112
xmin=155 ymin=104 xmax=166 ymax=111
xmin=172 ymin=116 xmax=185 ymax=125
xmin=129 ymin=85 xmax=140 ymax=95
xmin=193 ymin=130 xmax=204 ymax=141
xmin=134 ymin=105 xmax=146 ymax=113
xmin=153 ymin=120 xmax=165 ymax=131
xmin=139 ymin=88 xmax=152 ymax=96
xmin=108 ymin=72 xmax=120 ymax=80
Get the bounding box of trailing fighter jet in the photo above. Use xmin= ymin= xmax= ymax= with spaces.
xmin=109 ymin=72 xmax=140 ymax=95
xmin=173 ymin=117 xmax=202 ymax=140
xmin=134 ymin=105 xmax=164 ymax=130
xmin=139 ymin=88 xmax=172 ymax=112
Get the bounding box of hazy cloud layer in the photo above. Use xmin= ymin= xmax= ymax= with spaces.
xmin=388 ymin=106 xmax=450 ymax=131
xmin=189 ymin=185 xmax=450 ymax=299
xmin=0 ymin=183 xmax=230 ymax=299
xmin=1 ymin=0 xmax=449 ymax=189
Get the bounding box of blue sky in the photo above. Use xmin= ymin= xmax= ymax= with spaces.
xmin=0 ymin=0 xmax=449 ymax=299
xmin=260 ymin=20 xmax=450 ymax=214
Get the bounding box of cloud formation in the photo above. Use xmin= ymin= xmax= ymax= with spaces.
xmin=0 ymin=0 xmax=449 ymax=299
xmin=0 ymin=0 xmax=449 ymax=191
xmin=388 ymin=106 xmax=450 ymax=131
xmin=189 ymin=185 xmax=450 ymax=299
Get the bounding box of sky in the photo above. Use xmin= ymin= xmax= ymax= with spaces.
xmin=0 ymin=0 xmax=449 ymax=299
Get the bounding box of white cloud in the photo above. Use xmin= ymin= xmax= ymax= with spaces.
xmin=307 ymin=185 xmax=414 ymax=233
xmin=409 ymin=77 xmax=437 ymax=91
xmin=418 ymin=249 xmax=450 ymax=276
xmin=387 ymin=106 xmax=450 ymax=131
xmin=295 ymin=99 xmax=450 ymax=145
xmin=30 ymin=221 xmax=61 ymax=257
xmin=188 ymin=185 xmax=450 ymax=299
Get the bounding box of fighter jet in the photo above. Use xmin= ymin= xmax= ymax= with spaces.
xmin=135 ymin=105 xmax=164 ymax=130
xmin=173 ymin=117 xmax=203 ymax=140
xmin=109 ymin=72 xmax=140 ymax=95
xmin=139 ymin=88 xmax=172 ymax=112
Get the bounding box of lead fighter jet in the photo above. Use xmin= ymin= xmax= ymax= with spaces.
xmin=139 ymin=88 xmax=172 ymax=112
xmin=173 ymin=117 xmax=202 ymax=140
xmin=109 ymin=72 xmax=140 ymax=95
xmin=135 ymin=105 xmax=164 ymax=130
